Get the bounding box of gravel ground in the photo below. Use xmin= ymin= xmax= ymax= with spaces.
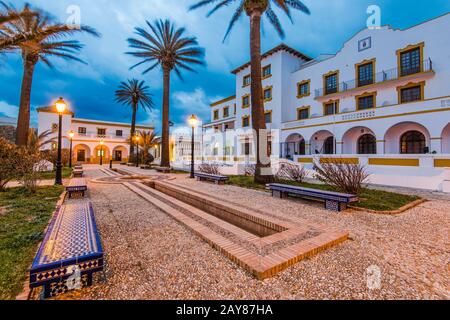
xmin=58 ymin=166 xmax=449 ymax=300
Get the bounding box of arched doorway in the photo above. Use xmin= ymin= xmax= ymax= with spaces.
xmin=311 ymin=130 xmax=335 ymax=155
xmin=112 ymin=145 xmax=128 ymax=162
xmin=441 ymin=123 xmax=450 ymax=154
xmin=400 ymin=131 xmax=426 ymax=154
xmin=282 ymin=133 xmax=306 ymax=159
xmin=323 ymin=136 xmax=335 ymax=154
xmin=358 ymin=134 xmax=377 ymax=154
xmin=93 ymin=144 xmax=111 ymax=164
xmin=73 ymin=144 xmax=91 ymax=163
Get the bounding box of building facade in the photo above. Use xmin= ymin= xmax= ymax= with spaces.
xmin=201 ymin=14 xmax=450 ymax=191
xmin=37 ymin=106 xmax=154 ymax=164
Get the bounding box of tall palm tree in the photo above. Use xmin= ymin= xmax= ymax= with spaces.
xmin=190 ymin=0 xmax=310 ymax=184
xmin=2 ymin=3 xmax=100 ymax=146
xmin=127 ymin=130 xmax=159 ymax=164
xmin=127 ymin=19 xmax=204 ymax=168
xmin=0 ymin=1 xmax=35 ymax=51
xmin=115 ymin=79 xmax=154 ymax=159
xmin=27 ymin=128 xmax=54 ymax=153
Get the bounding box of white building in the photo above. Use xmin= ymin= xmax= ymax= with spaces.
xmin=37 ymin=106 xmax=154 ymax=164
xmin=201 ymin=13 xmax=450 ymax=191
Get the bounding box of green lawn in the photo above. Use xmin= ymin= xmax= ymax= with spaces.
xmin=36 ymin=167 xmax=73 ymax=180
xmin=0 ymin=186 xmax=64 ymax=300
xmin=225 ymin=175 xmax=420 ymax=212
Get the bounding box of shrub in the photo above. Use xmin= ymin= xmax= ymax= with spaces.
xmin=276 ymin=162 xmax=307 ymax=183
xmin=198 ymin=162 xmax=220 ymax=175
xmin=41 ymin=148 xmax=70 ymax=167
xmin=313 ymin=159 xmax=370 ymax=195
xmin=15 ymin=147 xmax=44 ymax=193
xmin=0 ymin=138 xmax=18 ymax=191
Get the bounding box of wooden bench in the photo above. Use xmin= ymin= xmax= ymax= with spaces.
xmin=73 ymin=169 xmax=83 ymax=177
xmin=267 ymin=183 xmax=359 ymax=212
xmin=66 ymin=178 xmax=87 ymax=198
xmin=29 ymin=200 xmax=104 ymax=298
xmin=194 ymin=172 xmax=229 ymax=185
xmin=154 ymin=166 xmax=171 ymax=173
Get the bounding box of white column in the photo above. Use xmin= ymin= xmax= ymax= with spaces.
xmin=430 ymin=138 xmax=442 ymax=154
xmin=376 ymin=140 xmax=385 ymax=154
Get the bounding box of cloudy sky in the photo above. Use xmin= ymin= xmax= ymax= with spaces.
xmin=1 ymin=0 xmax=449 ymax=131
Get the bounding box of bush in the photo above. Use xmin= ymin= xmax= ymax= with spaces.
xmin=41 ymin=148 xmax=70 ymax=167
xmin=15 ymin=147 xmax=44 ymax=193
xmin=276 ymin=162 xmax=307 ymax=183
xmin=313 ymin=159 xmax=370 ymax=195
xmin=198 ymin=162 xmax=220 ymax=175
xmin=0 ymin=138 xmax=18 ymax=191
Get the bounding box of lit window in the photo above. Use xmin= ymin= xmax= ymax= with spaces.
xmin=97 ymin=128 xmax=106 ymax=137
xmin=78 ymin=127 xmax=87 ymax=135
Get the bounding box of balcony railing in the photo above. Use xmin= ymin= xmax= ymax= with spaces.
xmin=315 ymin=58 xmax=433 ymax=98
xmin=74 ymin=132 xmax=130 ymax=140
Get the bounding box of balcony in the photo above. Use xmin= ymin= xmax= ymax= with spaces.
xmin=73 ymin=131 xmax=130 ymax=142
xmin=315 ymin=59 xmax=434 ymax=99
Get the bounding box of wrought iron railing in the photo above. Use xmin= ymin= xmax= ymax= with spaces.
xmin=315 ymin=58 xmax=433 ymax=98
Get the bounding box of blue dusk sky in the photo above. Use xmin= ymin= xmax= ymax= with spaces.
xmin=0 ymin=0 xmax=449 ymax=132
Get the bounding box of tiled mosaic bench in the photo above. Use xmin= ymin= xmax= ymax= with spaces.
xmin=29 ymin=200 xmax=104 ymax=298
xmin=74 ymin=165 xmax=83 ymax=170
xmin=73 ymin=169 xmax=83 ymax=177
xmin=267 ymin=183 xmax=359 ymax=212
xmin=66 ymin=178 xmax=87 ymax=198
xmin=194 ymin=172 xmax=229 ymax=185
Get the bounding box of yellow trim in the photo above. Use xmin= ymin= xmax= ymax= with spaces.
xmin=434 ymin=159 xmax=450 ymax=168
xmin=320 ymin=158 xmax=359 ymax=165
xmin=323 ymin=70 xmax=340 ymax=95
xmin=210 ymin=95 xmax=236 ymax=107
xmin=213 ymin=109 xmax=219 ymax=120
xmin=242 ymin=115 xmax=250 ymax=127
xmin=368 ymin=158 xmax=420 ymax=167
xmin=296 ymin=106 xmax=310 ymax=120
xmin=323 ymin=99 xmax=340 ymax=116
xmin=298 ymin=158 xmax=313 ymax=163
xmin=396 ymin=42 xmax=425 ymax=77
xmin=242 ymin=94 xmax=250 ymax=109
xmin=223 ymin=106 xmax=230 ymax=118
xmin=263 ymin=86 xmax=273 ymax=102
xmin=264 ymin=110 xmax=272 ymax=124
xmin=242 ymin=74 xmax=251 ymax=87
xmin=397 ymin=81 xmax=425 ymax=104
xmin=355 ymin=91 xmax=377 ymax=110
xmin=355 ymin=58 xmax=376 ymax=88
xmin=262 ymin=64 xmax=272 ymax=79
xmin=296 ymin=79 xmax=311 ymax=98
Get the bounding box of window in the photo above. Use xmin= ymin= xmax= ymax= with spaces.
xmin=116 ymin=130 xmax=123 ymax=137
xmin=357 ymin=60 xmax=374 ymax=87
xmin=357 ymin=93 xmax=376 ymax=110
xmin=97 ymin=149 xmax=105 ymax=157
xmin=51 ymin=123 xmax=58 ymax=133
xmin=297 ymin=107 xmax=310 ymax=120
xmin=243 ymin=75 xmax=251 ymax=87
xmin=263 ymin=87 xmax=272 ymax=102
xmin=323 ymin=100 xmax=339 ymax=116
xmin=242 ymin=95 xmax=250 ymax=108
xmin=242 ymin=116 xmax=250 ymax=127
xmin=323 ymin=137 xmax=335 ymax=154
xmin=297 ymin=80 xmax=310 ymax=98
xmin=78 ymin=127 xmax=87 ymax=135
xmin=358 ymin=134 xmax=377 ymax=154
xmin=264 ymin=111 xmax=272 ymax=124
xmin=324 ymin=71 xmax=339 ymax=95
xmin=223 ymin=106 xmax=229 ymax=118
xmin=97 ymin=128 xmax=106 ymax=137
xmin=401 ymin=131 xmax=426 ymax=154
xmin=398 ymin=82 xmax=424 ymax=103
xmin=262 ymin=65 xmax=271 ymax=78
xmin=243 ymin=142 xmax=251 ymax=155
xmin=398 ymin=44 xmax=423 ymax=77
xmin=213 ymin=109 xmax=219 ymax=120
xmin=267 ymin=141 xmax=272 ymax=157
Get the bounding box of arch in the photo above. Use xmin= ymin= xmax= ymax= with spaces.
xmin=341 ymin=126 xmax=377 ymax=154
xmin=384 ymin=122 xmax=431 ymax=154
xmin=310 ymin=130 xmax=335 ymax=155
xmin=441 ymin=123 xmax=450 ymax=154
xmin=400 ymin=131 xmax=426 ymax=154
xmin=283 ymin=133 xmax=306 ymax=158
xmin=93 ymin=144 xmax=111 ymax=164
xmin=358 ymin=134 xmax=377 ymax=154
xmin=73 ymin=144 xmax=91 ymax=163
xmin=112 ymin=145 xmax=129 ymax=162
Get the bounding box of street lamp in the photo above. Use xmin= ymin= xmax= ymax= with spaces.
xmin=55 ymin=97 xmax=66 ymax=185
xmin=99 ymin=139 xmax=104 ymax=166
xmin=188 ymin=114 xmax=199 ymax=179
xmin=68 ymin=130 xmax=74 ymax=168
xmin=134 ymin=134 xmax=140 ymax=167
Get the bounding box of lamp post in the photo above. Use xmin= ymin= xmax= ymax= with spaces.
xmin=188 ymin=114 xmax=198 ymax=179
xmin=68 ymin=130 xmax=74 ymax=168
xmin=99 ymin=139 xmax=104 ymax=166
xmin=135 ymin=134 xmax=140 ymax=167
xmin=54 ymin=97 xmax=67 ymax=185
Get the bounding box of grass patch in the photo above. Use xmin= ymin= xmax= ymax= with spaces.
xmin=36 ymin=167 xmax=73 ymax=180
xmin=0 ymin=186 xmax=64 ymax=300
xmin=225 ymin=175 xmax=420 ymax=212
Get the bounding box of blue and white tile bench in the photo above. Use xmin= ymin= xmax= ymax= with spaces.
xmin=29 ymin=199 xmax=104 ymax=298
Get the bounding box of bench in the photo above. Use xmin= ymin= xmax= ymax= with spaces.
xmin=154 ymin=166 xmax=171 ymax=173
xmin=66 ymin=178 xmax=87 ymax=198
xmin=194 ymin=172 xmax=229 ymax=185
xmin=126 ymin=163 xmax=135 ymax=167
xmin=73 ymin=169 xmax=83 ymax=177
xmin=74 ymin=165 xmax=83 ymax=170
xmin=267 ymin=183 xmax=359 ymax=212
xmin=29 ymin=200 xmax=104 ymax=298
xmin=140 ymin=165 xmax=151 ymax=170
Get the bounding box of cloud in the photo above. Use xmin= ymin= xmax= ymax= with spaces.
xmin=172 ymin=87 xmax=220 ymax=125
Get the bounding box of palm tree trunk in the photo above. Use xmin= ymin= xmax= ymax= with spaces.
xmin=129 ymin=104 xmax=137 ymax=161
xmin=160 ymin=68 xmax=171 ymax=167
xmin=249 ymin=10 xmax=273 ymax=184
xmin=16 ymin=54 xmax=37 ymax=146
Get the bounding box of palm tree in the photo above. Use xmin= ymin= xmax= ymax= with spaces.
xmin=128 ymin=130 xmax=159 ymax=164
xmin=27 ymin=128 xmax=55 ymax=153
xmin=115 ymin=79 xmax=154 ymax=160
xmin=0 ymin=1 xmax=34 ymax=51
xmin=190 ymin=0 xmax=310 ymax=184
xmin=127 ymin=19 xmax=204 ymax=168
xmin=1 ymin=3 xmax=100 ymax=146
